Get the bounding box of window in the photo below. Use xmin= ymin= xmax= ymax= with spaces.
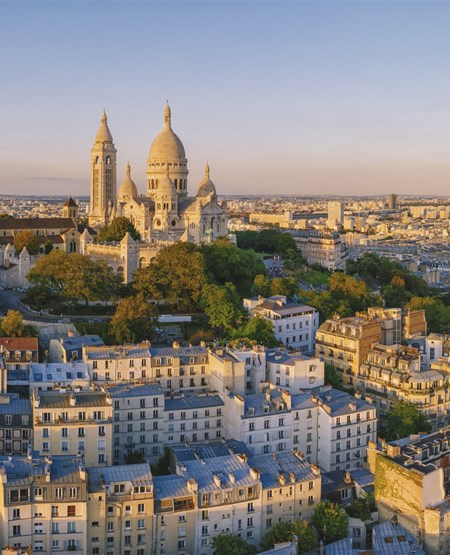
xmin=52 ymin=522 xmax=59 ymax=534
xmin=13 ymin=525 xmax=21 ymax=536
xmin=12 ymin=508 xmax=20 ymax=519
xmin=67 ymin=522 xmax=76 ymax=533
xmin=55 ymin=488 xmax=64 ymax=499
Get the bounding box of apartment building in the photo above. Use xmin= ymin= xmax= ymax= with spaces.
xmin=367 ymin=433 xmax=450 ymax=554
xmin=243 ymin=296 xmax=318 ymax=352
xmin=291 ymin=393 xmax=319 ymax=464
xmin=248 ymin=450 xmax=321 ymax=535
xmin=225 ymin=386 xmax=293 ymax=456
xmin=0 ymin=454 xmax=88 ymax=554
xmin=314 ymin=387 xmax=377 ymax=472
xmin=30 ymin=362 xmax=91 ymax=393
xmin=360 ymin=344 xmax=450 ymax=429
xmin=266 ymin=350 xmax=324 ymax=392
xmin=0 ymin=394 xmax=32 ymax=456
xmin=164 ymin=391 xmax=224 ymax=446
xmin=176 ymin=454 xmax=263 ymax=553
xmin=293 ymin=230 xmax=348 ymax=271
xmin=207 ymin=348 xmax=247 ymax=396
xmin=365 ymin=307 xmax=426 ymax=344
xmin=48 ymin=334 xmax=104 ymax=363
xmin=1 ymin=337 xmax=38 ymax=398
xmin=83 ymin=343 xmax=151 ymax=383
xmin=33 ymin=390 xmax=113 ymax=467
xmin=152 ymin=474 xmax=197 ymax=555
xmin=87 ymin=464 xmax=154 ymax=555
xmin=316 ymin=316 xmax=382 ymax=387
xmin=108 ymin=383 xmax=165 ymax=465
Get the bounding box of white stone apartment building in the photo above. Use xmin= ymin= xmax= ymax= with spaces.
xmin=224 ymin=385 xmax=294 ymax=456
xmin=87 ymin=464 xmax=154 ymax=555
xmin=164 ymin=392 xmax=224 ymax=446
xmin=266 ymin=350 xmax=324 ymax=392
xmin=176 ymin=454 xmax=263 ymax=554
xmin=314 ymin=387 xmax=377 ymax=472
xmin=243 ymin=296 xmax=318 ymax=352
xmin=83 ymin=343 xmax=152 ymax=383
xmin=249 ymin=450 xmax=321 ymax=533
xmin=0 ymin=455 xmax=88 ymax=555
xmin=108 ymin=383 xmax=165 ymax=465
xmin=291 ymin=392 xmax=319 ymax=464
xmin=207 ymin=345 xmax=266 ymax=396
xmin=293 ymin=230 xmax=348 ymax=271
xmin=32 ymin=390 xmax=113 ymax=468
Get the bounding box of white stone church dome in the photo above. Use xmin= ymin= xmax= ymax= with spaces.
xmin=148 ymin=103 xmax=186 ymax=161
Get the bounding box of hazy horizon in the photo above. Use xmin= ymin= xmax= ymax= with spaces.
xmin=2 ymin=1 xmax=450 ymax=197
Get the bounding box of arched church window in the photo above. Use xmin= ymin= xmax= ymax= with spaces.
xmin=106 ymin=156 xmax=111 ymax=165
xmin=157 ymin=203 xmax=161 ymax=210
xmin=171 ymin=203 xmax=176 ymax=210
xmin=156 ymin=179 xmax=159 ymax=186
xmin=95 ymin=156 xmax=100 ymax=164
xmin=155 ymin=219 xmax=161 ymax=227
xmin=171 ymin=220 xmax=177 ymax=227
xmin=174 ymin=179 xmax=177 ymax=189
xmin=139 ymin=257 xmax=147 ymax=268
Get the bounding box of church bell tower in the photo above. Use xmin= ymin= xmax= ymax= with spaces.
xmin=88 ymin=110 xmax=117 ymax=227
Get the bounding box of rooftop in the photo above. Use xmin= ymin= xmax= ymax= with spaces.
xmin=165 ymin=392 xmax=224 ymax=411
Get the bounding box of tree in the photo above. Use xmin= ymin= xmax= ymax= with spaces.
xmin=231 ymin=316 xmax=278 ymax=347
xmin=201 ymin=239 xmax=266 ymax=297
xmin=252 ymin=274 xmax=271 ymax=297
xmin=384 ymin=401 xmax=432 ymax=441
xmin=270 ymin=277 xmax=298 ymax=299
xmin=97 ymin=216 xmax=140 ymax=242
xmin=44 ymin=240 xmax=54 ymax=254
xmin=325 ymin=363 xmax=341 ymax=387
xmin=311 ymin=501 xmax=349 ymax=544
xmin=27 ymin=250 xmax=121 ymax=305
xmin=201 ymin=283 xmax=243 ymax=332
xmin=133 ymin=242 xmax=207 ymax=311
xmin=111 ymin=294 xmax=158 ymax=343
xmin=0 ymin=310 xmax=25 ymax=337
xmin=13 ymin=230 xmax=40 ymax=255
xmin=345 ymin=494 xmax=375 ymax=522
xmin=260 ymin=520 xmax=316 ymax=553
xmin=211 ymin=534 xmax=256 ymax=555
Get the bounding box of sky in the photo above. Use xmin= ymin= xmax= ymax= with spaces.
xmin=1 ymin=0 xmax=450 ymax=197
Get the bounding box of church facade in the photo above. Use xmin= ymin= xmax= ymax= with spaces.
xmin=84 ymin=104 xmax=228 ymax=281
xmin=87 ymin=104 xmax=228 ymax=243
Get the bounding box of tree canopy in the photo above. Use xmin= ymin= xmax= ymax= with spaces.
xmin=211 ymin=534 xmax=256 ymax=555
xmin=97 ymin=217 xmax=140 ymax=242
xmin=383 ymin=401 xmax=432 ymax=441
xmin=301 ymin=272 xmax=382 ymax=322
xmin=230 ymin=315 xmax=278 ymax=347
xmin=111 ymin=294 xmax=158 ymax=343
xmin=311 ymin=501 xmax=349 ymax=544
xmin=133 ymin=242 xmax=206 ymax=311
xmin=347 ymin=253 xmax=430 ymax=297
xmin=236 ymin=229 xmax=297 ymax=255
xmin=200 ymin=282 xmax=244 ymax=332
xmin=13 ymin=230 xmax=40 ymax=255
xmin=260 ymin=520 xmax=316 ymax=553
xmin=27 ymin=250 xmax=121 ymax=305
xmin=201 ymin=239 xmax=266 ymax=297
xmin=0 ymin=310 xmax=25 ymax=337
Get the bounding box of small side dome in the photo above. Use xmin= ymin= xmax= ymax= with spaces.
xmin=157 ymin=165 xmax=176 ymax=197
xmin=196 ymin=162 xmax=216 ymax=197
xmin=118 ymin=163 xmax=138 ymax=201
